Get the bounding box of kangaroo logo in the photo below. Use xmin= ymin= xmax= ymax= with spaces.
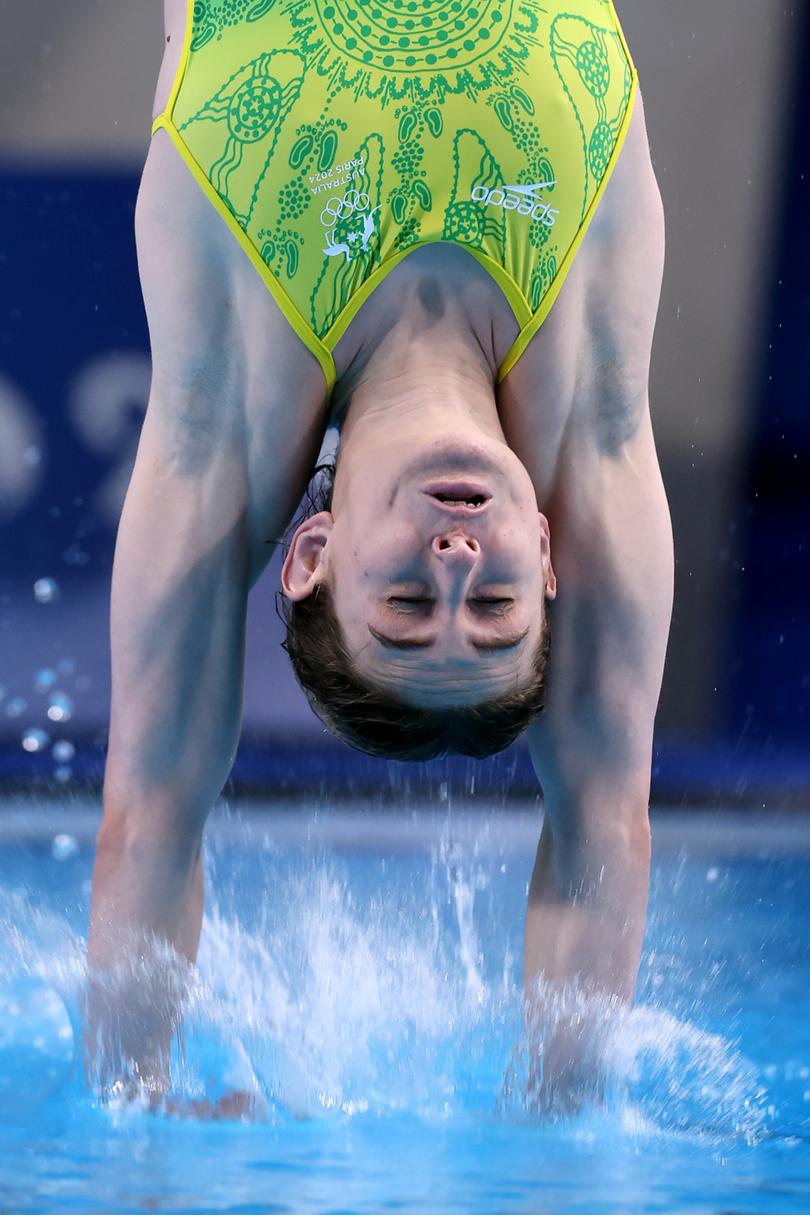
xmin=323 ymin=203 xmax=382 ymax=263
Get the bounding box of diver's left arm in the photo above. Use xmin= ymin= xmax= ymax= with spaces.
xmin=524 ymin=400 xmax=674 ymax=1010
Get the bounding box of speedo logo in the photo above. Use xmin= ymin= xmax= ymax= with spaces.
xmin=470 ymin=181 xmax=559 ymax=228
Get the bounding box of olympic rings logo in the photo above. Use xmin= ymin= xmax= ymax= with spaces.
xmin=320 ymin=189 xmax=371 ymax=228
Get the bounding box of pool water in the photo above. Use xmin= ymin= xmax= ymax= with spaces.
xmin=0 ymin=799 xmax=808 ymax=1214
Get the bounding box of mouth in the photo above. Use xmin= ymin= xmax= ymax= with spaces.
xmin=423 ymin=481 xmax=492 ymax=512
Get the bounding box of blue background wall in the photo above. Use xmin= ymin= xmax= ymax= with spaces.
xmin=728 ymin=18 xmax=810 ymax=754
xmin=1 ymin=3 xmax=808 ymax=801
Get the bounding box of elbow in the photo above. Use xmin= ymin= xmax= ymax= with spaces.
xmin=543 ymin=791 xmax=651 ymax=896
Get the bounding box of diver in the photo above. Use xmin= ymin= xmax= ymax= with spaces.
xmin=86 ymin=0 xmax=672 ymax=1111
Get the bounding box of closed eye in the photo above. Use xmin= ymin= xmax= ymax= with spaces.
xmin=469 ymin=598 xmax=514 ymax=615
xmin=387 ymin=597 xmax=514 ymax=619
xmin=388 ymin=597 xmax=434 ymax=613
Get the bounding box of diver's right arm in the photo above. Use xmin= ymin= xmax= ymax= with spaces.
xmin=85 ymin=125 xmax=328 ymax=1101
xmin=84 ymin=3 xmax=244 ymax=1096
xmin=85 ymin=242 xmax=255 ymax=1097
xmin=85 ymin=387 xmax=251 ymax=1093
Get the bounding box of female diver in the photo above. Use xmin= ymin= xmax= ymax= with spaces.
xmin=87 ymin=0 xmax=672 ymax=1109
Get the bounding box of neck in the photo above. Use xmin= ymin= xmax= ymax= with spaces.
xmin=332 ymin=244 xmax=505 ymax=408
xmin=333 ymin=308 xmax=508 ymax=511
xmin=341 ymin=265 xmax=505 ymax=433
xmin=341 ymin=339 xmax=502 ymax=438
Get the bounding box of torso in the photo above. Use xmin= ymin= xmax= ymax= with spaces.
xmin=156 ymin=0 xmax=663 ymax=509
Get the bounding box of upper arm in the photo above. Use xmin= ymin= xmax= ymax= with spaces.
xmin=525 ymin=88 xmax=670 ymax=826
xmin=527 ymin=404 xmax=674 ymax=828
xmin=135 ymin=132 xmax=329 ymax=581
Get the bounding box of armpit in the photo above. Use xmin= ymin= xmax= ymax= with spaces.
xmin=575 ymin=100 xmax=666 ymax=455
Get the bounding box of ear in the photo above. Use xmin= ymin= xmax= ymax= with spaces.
xmin=280 ymin=511 xmax=334 ymax=601
xmin=538 ymin=512 xmax=557 ymax=600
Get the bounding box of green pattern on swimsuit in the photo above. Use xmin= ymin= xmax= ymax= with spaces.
xmin=167 ymin=0 xmax=635 ymax=350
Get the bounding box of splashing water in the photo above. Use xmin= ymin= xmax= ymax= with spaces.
xmin=0 ymin=806 xmax=805 ymax=1214
xmin=1 ymin=806 xmax=810 ymax=1215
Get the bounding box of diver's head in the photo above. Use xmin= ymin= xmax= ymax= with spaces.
xmin=279 ymin=431 xmax=556 ymax=759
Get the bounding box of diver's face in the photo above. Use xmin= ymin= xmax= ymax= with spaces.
xmin=282 ymin=437 xmax=556 ymax=706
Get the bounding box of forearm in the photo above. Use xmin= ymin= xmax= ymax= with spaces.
xmin=86 ymin=804 xmax=206 ymax=1093
xmin=514 ymin=807 xmax=650 ymax=1111
xmin=89 ymin=808 xmax=205 ymax=967
xmin=523 ymin=807 xmax=651 ymax=1004
xmin=83 ymin=411 xmax=252 ymax=1092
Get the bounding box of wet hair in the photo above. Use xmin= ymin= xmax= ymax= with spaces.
xmin=277 ymin=463 xmax=552 ymax=761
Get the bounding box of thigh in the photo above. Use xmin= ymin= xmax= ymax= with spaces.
xmin=134 ymin=130 xmax=329 ymax=583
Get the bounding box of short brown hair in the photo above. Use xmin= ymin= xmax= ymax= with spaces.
xmin=279 ymin=582 xmax=551 ymax=759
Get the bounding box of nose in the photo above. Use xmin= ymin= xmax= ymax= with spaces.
xmin=430 ymin=534 xmax=481 ymax=615
xmin=431 ymin=532 xmax=480 ymax=567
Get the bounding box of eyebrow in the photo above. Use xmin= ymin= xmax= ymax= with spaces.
xmin=367 ymin=625 xmax=530 ymax=652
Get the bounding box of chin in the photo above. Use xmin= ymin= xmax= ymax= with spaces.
xmin=403 ymin=439 xmax=524 ymax=493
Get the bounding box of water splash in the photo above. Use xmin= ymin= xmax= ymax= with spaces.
xmin=498 ymin=979 xmax=770 ymax=1144
xmin=0 ymin=842 xmax=773 ymax=1143
xmin=0 ymin=980 xmax=73 ymax=1108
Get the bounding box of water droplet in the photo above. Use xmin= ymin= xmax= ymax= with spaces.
xmin=56 ymin=658 xmax=75 ymax=677
xmin=5 ymin=697 xmax=28 ymax=719
xmin=22 ymin=728 xmax=50 ymax=753
xmin=706 ymin=867 xmax=719 ymax=883
xmin=47 ymin=692 xmax=72 ymax=722
xmin=52 ymin=739 xmax=75 ymax=763
xmin=51 ymin=833 xmax=78 ymax=861
xmin=54 ymin=766 xmax=72 ymax=784
xmin=34 ymin=668 xmax=57 ymax=693
xmin=33 ymin=578 xmax=59 ymax=604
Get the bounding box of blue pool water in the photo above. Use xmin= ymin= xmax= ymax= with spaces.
xmin=0 ymin=799 xmax=808 ymax=1213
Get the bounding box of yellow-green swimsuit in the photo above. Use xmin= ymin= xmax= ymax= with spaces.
xmin=153 ymin=0 xmax=638 ymax=398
